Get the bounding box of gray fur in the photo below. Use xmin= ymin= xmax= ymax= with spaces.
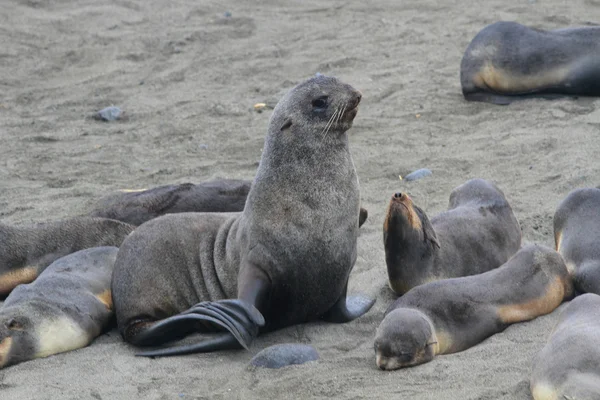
xmin=0 ymin=217 xmax=134 ymax=297
xmin=554 ymin=187 xmax=600 ymax=295
xmin=530 ymin=293 xmax=600 ymax=399
xmin=112 ymin=75 xmax=372 ymax=347
xmin=384 ymin=178 xmax=522 ymax=295
xmin=375 ymin=244 xmax=573 ymax=370
xmin=0 ymin=247 xmax=118 ymax=369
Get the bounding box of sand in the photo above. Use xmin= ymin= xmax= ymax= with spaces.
xmin=1 ymin=0 xmax=599 ymax=398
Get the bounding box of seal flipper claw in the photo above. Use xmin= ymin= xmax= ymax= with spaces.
xmin=322 ymin=293 xmax=376 ymax=323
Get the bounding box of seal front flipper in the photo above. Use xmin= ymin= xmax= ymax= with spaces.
xmin=321 ymin=286 xmax=375 ymax=323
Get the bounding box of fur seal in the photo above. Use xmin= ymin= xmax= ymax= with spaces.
xmin=383 ymin=178 xmax=521 ymax=295
xmin=0 ymin=247 xmax=118 ymax=369
xmin=374 ymin=244 xmax=573 ymax=370
xmin=530 ymin=293 xmax=600 ymax=400
xmin=89 ymin=179 xmax=369 ymax=228
xmin=87 ymin=179 xmax=252 ymax=226
xmin=112 ymin=74 xmax=375 ymax=357
xmin=461 ymin=21 xmax=600 ymax=105
xmin=0 ymin=217 xmax=134 ymax=297
xmin=554 ymin=187 xmax=600 ymax=295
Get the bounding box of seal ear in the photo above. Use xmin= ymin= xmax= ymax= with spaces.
xmin=6 ymin=318 xmax=24 ymax=331
xmin=413 ymin=205 xmax=440 ymax=249
xmin=280 ymin=118 xmax=292 ymax=132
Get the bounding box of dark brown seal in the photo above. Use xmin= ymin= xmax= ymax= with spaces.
xmin=0 ymin=247 xmax=118 ymax=369
xmin=530 ymin=293 xmax=600 ymax=400
xmin=461 ymin=21 xmax=600 ymax=105
xmin=375 ymin=244 xmax=573 ymax=370
xmin=0 ymin=217 xmax=134 ymax=297
xmin=383 ymin=178 xmax=521 ymax=295
xmin=112 ymin=74 xmax=375 ymax=357
xmin=554 ymin=187 xmax=600 ymax=295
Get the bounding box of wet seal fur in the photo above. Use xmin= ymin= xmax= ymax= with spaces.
xmin=0 ymin=217 xmax=134 ymax=297
xmin=554 ymin=187 xmax=600 ymax=295
xmin=383 ymin=178 xmax=521 ymax=295
xmin=87 ymin=179 xmax=252 ymax=226
xmin=530 ymin=293 xmax=600 ymax=400
xmin=461 ymin=21 xmax=600 ymax=105
xmin=375 ymin=244 xmax=573 ymax=370
xmin=249 ymin=343 xmax=319 ymax=369
xmin=0 ymin=247 xmax=118 ymax=369
xmin=112 ymin=75 xmax=375 ymax=357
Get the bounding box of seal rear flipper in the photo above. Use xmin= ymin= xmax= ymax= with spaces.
xmin=136 ymin=333 xmax=241 ymax=357
xmin=321 ymin=291 xmax=376 ymax=323
xmin=132 ymin=299 xmax=265 ymax=357
xmin=463 ymin=89 xmax=572 ymax=105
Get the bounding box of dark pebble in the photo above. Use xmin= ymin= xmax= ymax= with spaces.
xmin=250 ymin=344 xmax=319 ymax=369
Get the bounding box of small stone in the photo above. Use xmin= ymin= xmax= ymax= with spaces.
xmin=250 ymin=344 xmax=319 ymax=369
xmin=93 ymin=106 xmax=123 ymax=122
xmin=404 ymin=168 xmax=432 ymax=182
xmin=199 ymin=144 xmax=208 ymax=150
xmin=224 ymin=11 xmax=232 ymax=17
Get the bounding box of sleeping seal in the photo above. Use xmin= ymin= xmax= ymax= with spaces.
xmin=0 ymin=217 xmax=134 ymax=297
xmin=461 ymin=21 xmax=600 ymax=105
xmin=375 ymin=244 xmax=573 ymax=370
xmin=554 ymin=187 xmax=600 ymax=295
xmin=384 ymin=178 xmax=521 ymax=295
xmin=112 ymin=74 xmax=375 ymax=357
xmin=530 ymin=293 xmax=600 ymax=400
xmin=0 ymin=247 xmax=118 ymax=369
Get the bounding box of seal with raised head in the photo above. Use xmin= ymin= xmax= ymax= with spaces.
xmin=0 ymin=246 xmax=118 ymax=369
xmin=383 ymin=178 xmax=521 ymax=296
xmin=88 ymin=179 xmax=369 ymax=228
xmin=530 ymin=293 xmax=600 ymax=400
xmin=87 ymin=179 xmax=252 ymax=226
xmin=461 ymin=21 xmax=600 ymax=105
xmin=374 ymin=244 xmax=573 ymax=370
xmin=0 ymin=217 xmax=134 ymax=297
xmin=553 ymin=187 xmax=600 ymax=295
xmin=112 ymin=74 xmax=375 ymax=357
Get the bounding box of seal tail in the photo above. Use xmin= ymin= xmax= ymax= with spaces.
xmin=129 ymin=299 xmax=265 ymax=357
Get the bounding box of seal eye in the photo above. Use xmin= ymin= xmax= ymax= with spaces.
xmin=312 ymin=96 xmax=328 ymax=112
xmin=6 ymin=318 xmax=23 ymax=330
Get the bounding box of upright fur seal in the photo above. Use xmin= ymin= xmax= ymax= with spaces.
xmin=87 ymin=179 xmax=252 ymax=226
xmin=375 ymin=244 xmax=573 ymax=370
xmin=530 ymin=293 xmax=600 ymax=400
xmin=89 ymin=179 xmax=369 ymax=228
xmin=554 ymin=187 xmax=600 ymax=295
xmin=461 ymin=21 xmax=600 ymax=105
xmin=0 ymin=247 xmax=118 ymax=369
xmin=0 ymin=217 xmax=134 ymax=297
xmin=383 ymin=178 xmax=521 ymax=295
xmin=112 ymin=75 xmax=375 ymax=357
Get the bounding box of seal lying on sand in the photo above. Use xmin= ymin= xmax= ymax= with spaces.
xmin=530 ymin=293 xmax=600 ymax=400
xmin=461 ymin=21 xmax=600 ymax=105
xmin=112 ymin=75 xmax=375 ymax=357
xmin=383 ymin=178 xmax=521 ymax=295
xmin=0 ymin=247 xmax=118 ymax=369
xmin=0 ymin=217 xmax=134 ymax=297
xmin=89 ymin=179 xmax=369 ymax=228
xmin=375 ymin=244 xmax=573 ymax=370
xmin=554 ymin=187 xmax=600 ymax=295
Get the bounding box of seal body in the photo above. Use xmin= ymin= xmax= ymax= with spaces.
xmin=461 ymin=21 xmax=600 ymax=104
xmin=554 ymin=187 xmax=600 ymax=295
xmin=530 ymin=293 xmax=600 ymax=400
xmin=0 ymin=217 xmax=134 ymax=297
xmin=112 ymin=75 xmax=375 ymax=357
xmin=87 ymin=179 xmax=252 ymax=226
xmin=0 ymin=247 xmax=118 ymax=369
xmin=375 ymin=244 xmax=573 ymax=370
xmin=384 ymin=178 xmax=521 ymax=295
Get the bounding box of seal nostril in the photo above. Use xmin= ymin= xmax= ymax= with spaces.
xmin=394 ymin=192 xmax=403 ymax=199
xmin=378 ymin=363 xmax=386 ymax=370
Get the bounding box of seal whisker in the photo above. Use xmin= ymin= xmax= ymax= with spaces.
xmin=321 ymin=107 xmax=340 ymax=139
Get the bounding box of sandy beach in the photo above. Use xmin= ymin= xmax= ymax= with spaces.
xmin=1 ymin=0 xmax=599 ymax=398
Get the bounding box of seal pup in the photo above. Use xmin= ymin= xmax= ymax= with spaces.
xmin=554 ymin=187 xmax=600 ymax=295
xmin=374 ymin=244 xmax=573 ymax=370
xmin=530 ymin=293 xmax=600 ymax=400
xmin=384 ymin=178 xmax=521 ymax=295
xmin=112 ymin=75 xmax=375 ymax=357
xmin=0 ymin=247 xmax=118 ymax=369
xmin=461 ymin=21 xmax=600 ymax=104
xmin=0 ymin=217 xmax=134 ymax=297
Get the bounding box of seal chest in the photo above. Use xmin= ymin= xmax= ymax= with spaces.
xmin=35 ymin=316 xmax=90 ymax=358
